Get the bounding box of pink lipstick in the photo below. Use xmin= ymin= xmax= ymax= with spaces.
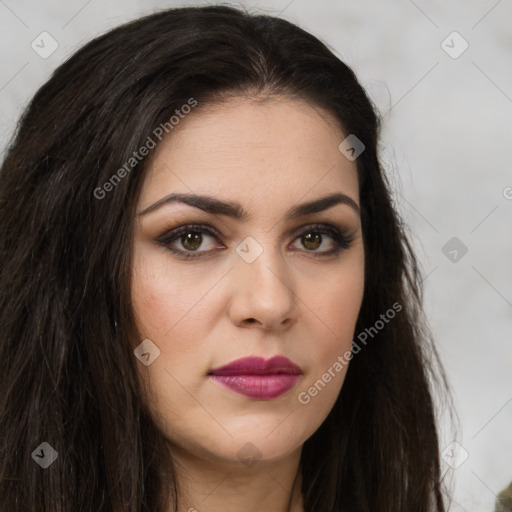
xmin=208 ymin=356 xmax=302 ymax=400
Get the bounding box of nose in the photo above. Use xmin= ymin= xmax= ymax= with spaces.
xmin=228 ymin=242 xmax=298 ymax=331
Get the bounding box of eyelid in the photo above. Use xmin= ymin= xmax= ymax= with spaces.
xmin=289 ymin=223 xmax=355 ymax=251
xmin=155 ymin=223 xmax=222 ymax=244
xmin=155 ymin=221 xmax=354 ymax=258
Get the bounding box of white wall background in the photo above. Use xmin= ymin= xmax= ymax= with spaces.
xmin=1 ymin=1 xmax=511 ymax=510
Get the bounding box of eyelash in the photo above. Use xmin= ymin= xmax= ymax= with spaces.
xmin=156 ymin=223 xmax=354 ymax=260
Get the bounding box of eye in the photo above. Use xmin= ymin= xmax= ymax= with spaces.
xmin=156 ymin=223 xmax=354 ymax=259
xmin=156 ymin=224 xmax=223 ymax=258
xmin=289 ymin=224 xmax=353 ymax=257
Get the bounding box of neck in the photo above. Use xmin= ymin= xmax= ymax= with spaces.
xmin=166 ymin=443 xmax=304 ymax=512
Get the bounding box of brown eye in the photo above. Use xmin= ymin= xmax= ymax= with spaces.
xmin=156 ymin=224 xmax=223 ymax=259
xmin=181 ymin=232 xmax=203 ymax=251
xmin=290 ymin=224 xmax=354 ymax=257
xmin=302 ymin=232 xmax=322 ymax=250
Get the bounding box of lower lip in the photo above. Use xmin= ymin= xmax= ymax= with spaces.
xmin=209 ymin=374 xmax=301 ymax=400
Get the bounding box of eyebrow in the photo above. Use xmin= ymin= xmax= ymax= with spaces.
xmin=137 ymin=191 xmax=360 ymax=219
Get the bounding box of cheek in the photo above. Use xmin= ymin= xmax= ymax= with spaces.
xmin=327 ymin=275 xmax=364 ymax=343
xmin=130 ymin=263 xmax=214 ymax=433
xmin=131 ymin=251 xmax=208 ymax=341
xmin=295 ymin=262 xmax=364 ymax=409
xmin=309 ymin=260 xmax=364 ymax=344
xmin=130 ymin=251 xmax=221 ymax=391
xmin=132 ymin=276 xmax=178 ymax=340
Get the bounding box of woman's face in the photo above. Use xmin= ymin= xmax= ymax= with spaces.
xmin=131 ymin=96 xmax=364 ymax=468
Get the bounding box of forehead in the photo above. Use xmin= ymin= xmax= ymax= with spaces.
xmin=139 ymin=96 xmax=359 ymax=212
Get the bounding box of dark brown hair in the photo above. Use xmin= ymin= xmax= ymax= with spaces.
xmin=0 ymin=5 xmax=452 ymax=511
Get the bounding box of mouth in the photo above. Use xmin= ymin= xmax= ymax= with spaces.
xmin=208 ymin=356 xmax=302 ymax=400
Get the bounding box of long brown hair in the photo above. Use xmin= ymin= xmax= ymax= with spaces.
xmin=0 ymin=5 xmax=452 ymax=511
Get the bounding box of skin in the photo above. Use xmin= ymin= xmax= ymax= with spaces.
xmin=131 ymin=95 xmax=365 ymax=512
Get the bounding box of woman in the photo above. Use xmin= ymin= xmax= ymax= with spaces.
xmin=0 ymin=5 xmax=452 ymax=511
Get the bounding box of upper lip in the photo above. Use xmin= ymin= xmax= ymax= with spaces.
xmin=209 ymin=356 xmax=302 ymax=376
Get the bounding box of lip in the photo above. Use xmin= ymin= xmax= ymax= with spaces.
xmin=208 ymin=356 xmax=302 ymax=400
